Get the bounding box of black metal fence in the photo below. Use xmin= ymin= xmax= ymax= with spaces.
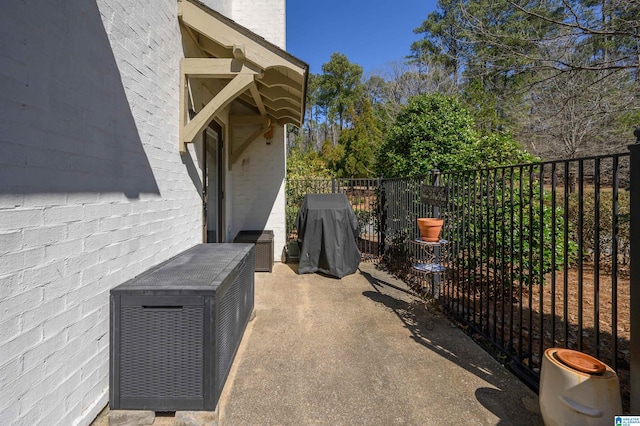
xmin=285 ymin=177 xmax=382 ymax=260
xmin=286 ymin=149 xmax=636 ymax=411
xmin=380 ymin=153 xmax=632 ymax=410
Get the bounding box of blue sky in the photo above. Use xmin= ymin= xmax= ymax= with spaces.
xmin=286 ymin=0 xmax=439 ymax=76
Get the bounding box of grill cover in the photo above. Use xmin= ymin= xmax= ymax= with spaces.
xmin=295 ymin=193 xmax=360 ymax=278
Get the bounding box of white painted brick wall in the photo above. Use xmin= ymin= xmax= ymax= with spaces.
xmin=0 ymin=1 xmax=202 ymax=425
xmin=199 ymin=0 xmax=233 ymax=17
xmin=227 ymin=0 xmax=287 ymax=256
xmin=230 ymin=126 xmax=287 ymax=260
xmin=232 ymin=0 xmax=286 ymax=49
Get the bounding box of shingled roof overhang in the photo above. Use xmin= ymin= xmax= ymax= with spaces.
xmin=178 ymin=0 xmax=308 ymax=153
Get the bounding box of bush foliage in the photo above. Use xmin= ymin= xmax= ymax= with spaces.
xmin=376 ymin=93 xmax=534 ymax=177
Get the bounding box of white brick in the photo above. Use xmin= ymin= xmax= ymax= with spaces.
xmin=0 ymin=357 xmax=22 ymax=391
xmin=83 ymin=203 xmax=110 ymax=221
xmin=0 ymin=193 xmax=24 ymax=208
xmin=45 ymin=238 xmax=83 ymax=261
xmin=22 ymin=225 xmax=67 ymax=248
xmin=15 ymin=399 xmax=44 ymax=425
xmin=0 ymin=208 xmax=43 ymax=230
xmin=0 ymin=404 xmax=18 ymax=426
xmin=65 ymin=250 xmax=99 ymax=275
xmin=98 ymin=244 xmax=120 ymax=263
xmin=81 ymin=261 xmax=110 ymax=285
xmin=22 ymin=259 xmax=65 ymax=287
xmin=43 ymin=205 xmax=84 ymax=225
xmin=43 ymin=305 xmax=81 ymax=339
xmin=110 ymin=202 xmax=132 ymax=216
xmin=81 ymin=290 xmax=109 ymax=318
xmin=43 ymin=273 xmax=81 ymax=302
xmin=98 ymin=216 xmax=123 ymax=232
xmin=23 ymin=246 xmax=46 ymax=269
xmin=67 ymin=219 xmax=99 ymax=240
xmin=0 ymin=287 xmax=43 ymax=320
xmin=21 ymin=194 xmax=67 ymax=208
xmin=84 ymin=231 xmax=112 ymax=252
xmin=0 ymin=230 xmax=22 ymax=254
xmin=0 ymin=315 xmax=21 ymax=345
xmin=42 ymin=339 xmax=79 ymax=377
xmin=0 ymin=325 xmax=42 ymax=367
xmin=22 ymin=330 xmax=67 ymax=372
xmin=68 ymin=309 xmax=103 ymax=342
xmin=21 ymin=296 xmax=65 ymax=334
xmin=40 ymin=402 xmax=65 ymax=425
xmin=0 ymin=271 xmax=23 ymax=299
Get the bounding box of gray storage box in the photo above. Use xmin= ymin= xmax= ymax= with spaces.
xmin=109 ymin=244 xmax=255 ymax=411
xmin=234 ymin=230 xmax=273 ymax=272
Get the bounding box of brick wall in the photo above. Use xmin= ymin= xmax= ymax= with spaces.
xmin=200 ymin=0 xmax=233 ymax=17
xmin=229 ymin=0 xmax=288 ymax=255
xmin=230 ymin=126 xmax=287 ymax=259
xmin=232 ymin=0 xmax=286 ymax=49
xmin=0 ymin=1 xmax=201 ymax=425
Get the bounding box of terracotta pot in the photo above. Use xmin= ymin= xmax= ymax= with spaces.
xmin=417 ymin=218 xmax=444 ymax=242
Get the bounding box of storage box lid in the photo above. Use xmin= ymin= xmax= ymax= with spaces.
xmin=234 ymin=230 xmax=274 ymax=243
xmin=111 ymin=243 xmax=253 ymax=294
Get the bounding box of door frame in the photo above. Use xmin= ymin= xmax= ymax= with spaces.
xmin=203 ymin=120 xmax=225 ymax=243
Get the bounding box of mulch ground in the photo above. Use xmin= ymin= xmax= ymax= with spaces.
xmin=390 ymin=259 xmax=632 ymax=413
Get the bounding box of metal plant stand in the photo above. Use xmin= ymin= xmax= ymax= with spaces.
xmin=409 ymin=238 xmax=449 ymax=298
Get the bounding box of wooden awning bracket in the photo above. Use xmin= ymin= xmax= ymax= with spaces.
xmin=177 ymin=0 xmax=308 ymax=154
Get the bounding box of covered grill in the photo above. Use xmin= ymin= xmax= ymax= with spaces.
xmin=295 ymin=193 xmax=360 ymax=278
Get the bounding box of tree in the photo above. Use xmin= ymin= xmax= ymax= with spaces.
xmin=366 ymin=61 xmax=455 ymax=129
xmin=376 ymin=93 xmax=532 ymax=177
xmin=408 ymin=0 xmax=639 ymax=159
xmin=286 ymin=145 xmax=331 ymax=180
xmin=338 ymin=100 xmax=383 ymax=177
xmin=303 ymin=73 xmax=322 ymax=151
xmin=518 ymin=67 xmax=635 ymax=159
xmin=410 ymin=0 xmax=468 ymax=87
xmin=504 ymin=0 xmax=640 ymax=75
xmin=317 ymin=53 xmax=364 ymax=133
xmin=320 ymin=139 xmax=345 ymax=175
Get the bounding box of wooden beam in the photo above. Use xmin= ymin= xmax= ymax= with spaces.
xmin=248 ymin=82 xmax=267 ymax=116
xmin=198 ymin=35 xmax=233 ymax=59
xmin=259 ymin=85 xmax=301 ymax=106
xmin=266 ymin=99 xmax=300 ymax=113
xmin=264 ymin=108 xmax=300 ymax=124
xmin=181 ymin=58 xmax=260 ymax=78
xmin=181 ymin=24 xmax=207 ymax=58
xmin=259 ymin=69 xmax=303 ymax=94
xmin=232 ymin=44 xmax=245 ymax=60
xmin=182 ymin=74 xmax=254 ymax=145
xmin=179 ymin=64 xmax=189 ymax=153
xmin=179 ymin=0 xmax=306 ymax=77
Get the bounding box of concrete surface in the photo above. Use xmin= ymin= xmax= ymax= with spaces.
xmin=93 ymin=262 xmax=542 ymax=425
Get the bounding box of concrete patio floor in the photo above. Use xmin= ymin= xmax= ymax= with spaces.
xmin=94 ymin=261 xmax=542 ymax=425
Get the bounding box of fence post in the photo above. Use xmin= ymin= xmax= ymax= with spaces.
xmin=432 ymin=167 xmax=442 ymax=298
xmin=378 ymin=176 xmax=386 ymax=259
xmin=432 ymin=167 xmax=441 ymax=218
xmin=629 ymin=127 xmax=640 ymax=413
xmin=331 ymin=177 xmax=336 ymax=193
